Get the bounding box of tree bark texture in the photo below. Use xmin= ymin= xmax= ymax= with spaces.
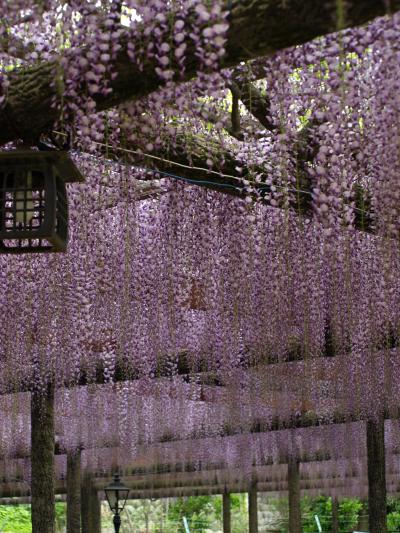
xmin=81 ymin=474 xmax=101 ymax=533
xmin=223 ymin=491 xmax=231 ymax=533
xmin=0 ymin=1 xmax=398 ymax=145
xmin=331 ymin=497 xmax=339 ymax=533
xmin=67 ymin=450 xmax=82 ymax=533
xmin=367 ymin=417 xmax=387 ymax=533
xmin=31 ymin=387 xmax=55 ymax=533
xmin=288 ymin=458 xmax=301 ymax=533
xmin=248 ymin=481 xmax=258 ymax=533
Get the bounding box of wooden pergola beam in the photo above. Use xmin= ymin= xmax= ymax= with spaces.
xmin=2 ymin=474 xmax=399 ymax=501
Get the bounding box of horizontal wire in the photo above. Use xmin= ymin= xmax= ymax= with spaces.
xmin=55 ymin=130 xmax=370 ymax=216
xmin=54 ymin=130 xmax=313 ymax=194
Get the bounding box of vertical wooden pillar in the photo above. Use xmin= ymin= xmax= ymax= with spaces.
xmin=288 ymin=458 xmax=301 ymax=533
xmin=31 ymin=386 xmax=55 ymax=533
xmin=91 ymin=493 xmax=101 ymax=533
xmin=223 ymin=491 xmax=231 ymax=533
xmin=81 ymin=474 xmax=101 ymax=533
xmin=67 ymin=450 xmax=81 ymax=533
xmin=331 ymin=497 xmax=339 ymax=533
xmin=367 ymin=417 xmax=387 ymax=533
xmin=248 ymin=481 xmax=258 ymax=533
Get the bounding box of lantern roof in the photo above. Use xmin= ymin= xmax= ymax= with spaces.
xmin=0 ymin=150 xmax=84 ymax=183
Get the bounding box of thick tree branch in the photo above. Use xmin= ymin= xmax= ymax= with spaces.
xmin=0 ymin=0 xmax=398 ymax=145
xmin=230 ymin=84 xmax=242 ymax=137
xmin=142 ymin=134 xmax=315 ymax=218
xmin=88 ymin=127 xmax=372 ymax=232
xmin=232 ymin=79 xmax=276 ymax=132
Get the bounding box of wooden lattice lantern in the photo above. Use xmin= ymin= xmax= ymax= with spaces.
xmin=0 ymin=150 xmax=83 ymax=253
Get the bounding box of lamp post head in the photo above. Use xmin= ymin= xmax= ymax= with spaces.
xmin=104 ymin=473 xmax=130 ymax=516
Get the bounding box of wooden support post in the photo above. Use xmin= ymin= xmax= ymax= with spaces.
xmin=223 ymin=491 xmax=231 ymax=533
xmin=31 ymin=387 xmax=55 ymax=533
xmin=81 ymin=474 xmax=101 ymax=533
xmin=248 ymin=481 xmax=258 ymax=533
xmin=67 ymin=450 xmax=81 ymax=533
xmin=367 ymin=417 xmax=387 ymax=533
xmin=90 ymin=493 xmax=101 ymax=533
xmin=331 ymin=497 xmax=339 ymax=533
xmin=288 ymin=458 xmax=301 ymax=533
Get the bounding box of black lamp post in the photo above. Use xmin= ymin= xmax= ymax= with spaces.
xmin=104 ymin=473 xmax=130 ymax=533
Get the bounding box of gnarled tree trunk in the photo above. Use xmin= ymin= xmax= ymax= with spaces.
xmin=31 ymin=386 xmax=55 ymax=533
xmin=367 ymin=417 xmax=387 ymax=533
xmin=288 ymin=458 xmax=301 ymax=533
